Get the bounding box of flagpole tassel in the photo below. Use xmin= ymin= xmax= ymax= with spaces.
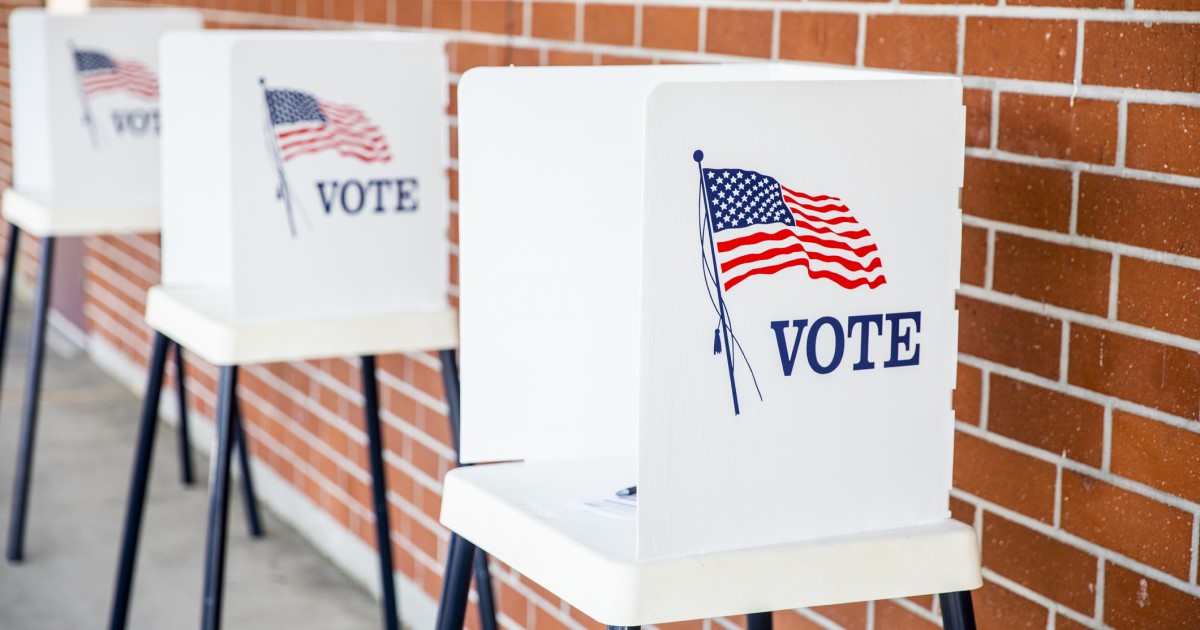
xmin=713 ymin=328 xmax=722 ymax=354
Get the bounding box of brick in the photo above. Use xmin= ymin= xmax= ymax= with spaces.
xmin=583 ymin=4 xmax=634 ymax=46
xmin=431 ymin=0 xmax=463 ymax=29
xmin=963 ymin=88 xmax=991 ymax=149
xmin=1009 ymin=0 xmax=1119 ymax=6
xmin=642 ymin=6 xmax=699 ymax=52
xmin=1061 ymin=471 xmax=1193 ymax=578
xmin=960 ymin=224 xmax=986 ymax=288
xmin=1135 ymin=0 xmax=1198 ymax=7
xmin=998 ymin=94 xmax=1118 ymax=164
xmin=809 ymin=602 xmax=865 ymax=629
xmin=864 ymin=15 xmax=957 ymax=74
xmin=778 ymin=13 xmax=857 ymax=66
xmin=949 ymin=495 xmax=975 ymax=525
xmin=873 ymin=600 xmax=938 ymax=629
xmin=902 ymin=0 xmax=997 ymax=4
xmin=962 ymin=158 xmax=1072 ymax=232
xmin=1055 ymin=615 xmax=1094 ymax=630
xmin=394 ymin=0 xmax=423 ymax=26
xmin=548 ymin=50 xmax=593 ymax=66
xmin=964 ymin=19 xmax=1076 ymax=82
xmin=1083 ymin=23 xmax=1200 ymax=92
xmin=363 ymin=0 xmax=386 ymax=22
xmin=1118 ymin=257 xmax=1200 ymax=340
xmin=1078 ymin=175 xmax=1200 ymax=259
xmin=953 ymin=432 xmax=1058 ymax=522
xmin=957 ymin=295 xmax=1062 ymax=380
xmin=773 ymin=610 xmax=825 ymax=630
xmin=988 ymin=375 xmax=1104 ymax=467
xmin=1105 ymin=563 xmax=1200 ymax=628
xmin=469 ymin=0 xmax=522 ymax=35
xmin=1068 ymin=325 xmax=1200 ymax=420
xmin=600 ymin=53 xmax=652 ymax=66
xmin=1127 ymin=104 xmax=1200 ymax=178
xmin=705 ymin=9 xmax=773 ymax=59
xmin=1112 ymin=411 xmax=1200 ymax=504
xmin=954 ymin=362 xmax=982 ymax=425
xmin=973 ymin=579 xmax=1050 ymax=629
xmin=982 ymin=512 xmax=1097 ymax=614
xmin=992 ymin=233 xmax=1111 ymax=315
xmin=531 ymin=3 xmax=576 ymax=41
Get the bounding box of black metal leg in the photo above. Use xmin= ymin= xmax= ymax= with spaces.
xmin=231 ymin=395 xmax=264 ymax=538
xmin=939 ymin=591 xmax=977 ymax=630
xmin=6 ymin=236 xmax=54 ymax=562
xmin=435 ymin=533 xmax=478 ymax=630
xmin=472 ymin=549 xmax=498 ymax=630
xmin=200 ymin=366 xmax=238 ymax=630
xmin=747 ymin=612 xmax=773 ymax=630
xmin=438 ymin=348 xmax=499 ymax=630
xmin=108 ymin=332 xmax=171 ymax=630
xmin=0 ymin=223 xmax=20 ymax=416
xmin=173 ymin=342 xmax=195 ymax=486
xmin=361 ymin=355 xmax=400 ymax=630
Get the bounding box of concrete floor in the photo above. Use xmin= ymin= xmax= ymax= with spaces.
xmin=0 ymin=305 xmax=379 ymax=629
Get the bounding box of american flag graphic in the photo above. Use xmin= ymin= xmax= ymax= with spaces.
xmin=264 ymin=88 xmax=391 ymax=163
xmin=73 ymin=49 xmax=158 ymax=100
xmin=703 ymin=167 xmax=886 ymax=291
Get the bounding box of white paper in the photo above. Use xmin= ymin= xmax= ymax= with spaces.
xmin=568 ymin=494 xmax=637 ymax=521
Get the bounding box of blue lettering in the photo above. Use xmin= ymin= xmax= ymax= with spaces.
xmin=341 ymin=180 xmax=365 ymax=214
xmin=884 ymin=311 xmax=921 ymax=368
xmin=805 ymin=316 xmax=845 ymax=375
xmin=847 ymin=314 xmax=883 ymax=371
xmin=317 ymin=181 xmax=339 ymax=214
xmin=770 ymin=319 xmax=809 ymax=376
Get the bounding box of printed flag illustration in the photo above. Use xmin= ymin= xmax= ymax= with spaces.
xmin=259 ymin=79 xmax=392 ymax=237
xmin=73 ymin=48 xmax=159 ymax=100
xmin=264 ymin=87 xmax=391 ymax=164
xmin=693 ymin=150 xmax=887 ymax=415
xmin=69 ymin=44 xmax=159 ymax=147
xmin=703 ymin=167 xmax=886 ymax=291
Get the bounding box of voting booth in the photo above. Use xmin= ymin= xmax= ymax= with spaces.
xmin=109 ymin=31 xmax=473 ymax=630
xmin=2 ymin=7 xmax=203 ymax=568
xmin=159 ymin=31 xmax=449 ymax=323
xmin=7 ymin=8 xmax=201 ymax=227
xmin=441 ymin=64 xmax=980 ymax=627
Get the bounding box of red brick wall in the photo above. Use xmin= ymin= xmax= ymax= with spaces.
xmin=3 ymin=1 xmax=1200 ymax=628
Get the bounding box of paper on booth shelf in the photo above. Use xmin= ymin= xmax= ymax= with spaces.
xmin=637 ymin=77 xmax=963 ymax=558
xmin=567 ymin=494 xmax=637 ymax=521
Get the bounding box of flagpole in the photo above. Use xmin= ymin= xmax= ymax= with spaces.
xmin=695 ymin=150 xmax=740 ymax=415
xmin=259 ymin=77 xmax=298 ymax=237
xmin=67 ymin=40 xmax=98 ymax=149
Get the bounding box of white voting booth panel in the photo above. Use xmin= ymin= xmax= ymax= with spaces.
xmin=9 ymin=8 xmax=201 ymax=212
xmin=458 ymin=65 xmax=964 ymax=559
xmin=160 ymin=32 xmax=449 ymax=322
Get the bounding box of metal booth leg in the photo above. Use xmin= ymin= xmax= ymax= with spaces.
xmin=939 ymin=591 xmax=977 ymax=630
xmin=435 ymin=532 xmax=480 ymax=630
xmin=200 ymin=365 xmax=239 ymax=630
xmin=747 ymin=612 xmax=773 ymax=630
xmin=173 ymin=341 xmax=195 ymax=486
xmin=438 ymin=349 xmax=499 ymax=630
xmin=108 ymin=331 xmax=172 ymax=630
xmin=232 ymin=398 xmax=264 ymax=538
xmin=361 ymin=355 xmax=400 ymax=630
xmin=0 ymin=223 xmax=21 ymax=420
xmin=6 ymin=235 xmax=54 ymax=562
xmin=606 ymin=626 xmax=642 ymax=630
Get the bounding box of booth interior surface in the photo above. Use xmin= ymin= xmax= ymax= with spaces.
xmin=160 ymin=31 xmax=449 ymax=323
xmin=458 ymin=64 xmax=964 ymax=560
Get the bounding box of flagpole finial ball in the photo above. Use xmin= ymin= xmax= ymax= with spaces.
xmin=693 ymin=150 xmax=704 ymax=163
xmin=259 ymin=77 xmax=266 ymax=85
